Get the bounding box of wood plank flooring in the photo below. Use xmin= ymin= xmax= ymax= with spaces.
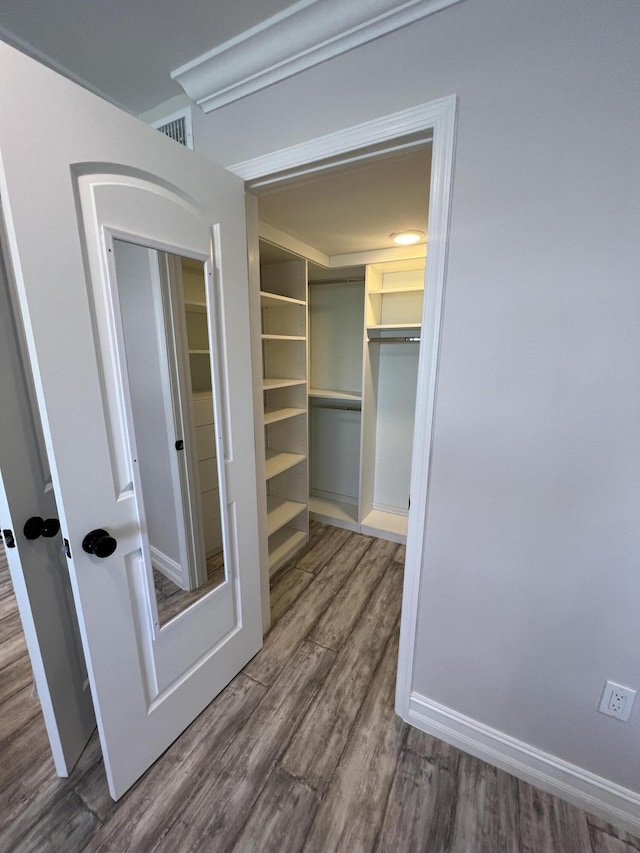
xmin=1 ymin=525 xmax=640 ymax=852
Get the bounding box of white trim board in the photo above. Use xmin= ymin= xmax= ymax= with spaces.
xmin=149 ymin=546 xmax=183 ymax=590
xmin=230 ymin=100 xmax=447 ymax=183
xmin=408 ymin=692 xmax=640 ymax=836
xmin=172 ymin=0 xmax=465 ymax=113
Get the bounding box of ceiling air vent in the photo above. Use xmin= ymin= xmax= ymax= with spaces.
xmin=151 ymin=108 xmax=194 ymax=150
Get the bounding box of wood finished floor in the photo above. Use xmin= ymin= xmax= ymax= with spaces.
xmin=1 ymin=523 xmax=639 ymax=852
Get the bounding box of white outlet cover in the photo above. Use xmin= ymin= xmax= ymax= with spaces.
xmin=599 ymin=680 xmax=637 ymax=722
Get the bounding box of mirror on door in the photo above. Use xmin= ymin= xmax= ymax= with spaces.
xmin=113 ymin=240 xmax=226 ymax=626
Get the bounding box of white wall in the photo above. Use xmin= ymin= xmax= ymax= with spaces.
xmin=145 ymin=0 xmax=640 ymax=799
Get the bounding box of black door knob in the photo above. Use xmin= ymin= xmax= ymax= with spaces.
xmin=23 ymin=516 xmax=61 ymax=540
xmin=82 ymin=528 xmax=117 ymax=558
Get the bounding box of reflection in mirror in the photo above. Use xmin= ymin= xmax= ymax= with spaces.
xmin=113 ymin=241 xmax=226 ymax=625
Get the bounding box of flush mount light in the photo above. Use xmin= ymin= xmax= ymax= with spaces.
xmin=391 ymin=230 xmax=425 ymax=246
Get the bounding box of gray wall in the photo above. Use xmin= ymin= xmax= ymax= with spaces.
xmin=145 ymin=0 xmax=640 ymax=792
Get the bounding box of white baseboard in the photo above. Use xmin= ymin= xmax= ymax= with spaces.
xmin=149 ymin=546 xmax=183 ymax=589
xmin=407 ymin=691 xmax=640 ymax=837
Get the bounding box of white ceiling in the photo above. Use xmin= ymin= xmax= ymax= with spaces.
xmin=0 ymin=2 xmax=432 ymax=258
xmin=0 ymin=0 xmax=294 ymax=113
xmin=257 ymin=145 xmax=432 ymax=258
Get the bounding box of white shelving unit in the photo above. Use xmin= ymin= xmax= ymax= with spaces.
xmin=260 ymin=244 xmax=309 ymax=574
xmin=305 ymin=258 xmax=425 ymax=543
xmin=256 ymin=249 xmax=425 ymax=550
xmin=308 ymin=275 xmax=365 ymax=532
xmin=359 ymin=259 xmax=425 ymax=543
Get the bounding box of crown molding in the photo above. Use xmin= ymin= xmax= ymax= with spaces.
xmin=171 ymin=0 xmax=464 ymax=113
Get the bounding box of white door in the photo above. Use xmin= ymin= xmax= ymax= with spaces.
xmin=0 ymin=225 xmax=95 ymax=775
xmin=0 ymin=44 xmax=263 ymax=799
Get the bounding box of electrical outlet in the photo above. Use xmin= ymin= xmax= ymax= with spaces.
xmin=599 ymin=680 xmax=636 ymax=722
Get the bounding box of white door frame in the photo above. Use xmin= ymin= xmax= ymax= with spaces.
xmin=229 ymin=95 xmax=458 ymax=719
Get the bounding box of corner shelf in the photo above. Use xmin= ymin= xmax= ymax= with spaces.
xmin=309 ymin=388 xmax=362 ymax=402
xmin=359 ymin=508 xmax=408 ymax=544
xmin=309 ymin=495 xmax=359 ymax=532
xmin=260 ymin=290 xmax=306 ymax=307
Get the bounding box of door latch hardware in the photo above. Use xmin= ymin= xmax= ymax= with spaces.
xmin=62 ymin=538 xmax=72 ymax=559
xmin=2 ymin=529 xmax=16 ymax=548
xmin=82 ymin=528 xmax=117 ymax=558
xmin=175 ymin=439 xmax=184 ymax=451
xmin=23 ymin=516 xmax=61 ymax=540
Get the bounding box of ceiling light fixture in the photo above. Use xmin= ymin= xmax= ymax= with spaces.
xmin=391 ymin=230 xmax=425 ymax=246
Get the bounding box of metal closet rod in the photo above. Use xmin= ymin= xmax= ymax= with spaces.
xmin=367 ymin=336 xmax=421 ymax=344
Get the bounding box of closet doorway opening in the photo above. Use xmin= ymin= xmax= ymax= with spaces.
xmin=236 ymin=98 xmax=457 ymax=695
xmin=242 ymin=135 xmax=432 ymax=629
xmin=253 ymin=139 xmax=433 ymax=573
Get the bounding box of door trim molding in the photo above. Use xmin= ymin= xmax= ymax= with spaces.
xmin=149 ymin=545 xmax=183 ymax=589
xmin=172 ymin=0 xmax=465 ymax=113
xmin=233 ymin=96 xmax=458 ymax=724
xmin=229 ymin=99 xmax=450 ymax=184
xmin=408 ymin=691 xmax=640 ymax=836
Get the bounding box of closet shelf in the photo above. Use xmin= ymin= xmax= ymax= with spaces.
xmin=360 ymin=509 xmax=408 ymax=544
xmin=309 ymin=495 xmax=359 ymax=532
xmin=260 ymin=290 xmax=306 ymax=307
xmin=184 ymin=300 xmax=206 ymax=313
xmin=265 ymin=450 xmax=306 ymax=480
xmin=368 ymin=286 xmax=424 ymax=295
xmin=268 ymin=527 xmax=307 ymax=573
xmin=263 ymin=378 xmax=306 ymax=391
xmin=309 ymin=388 xmax=362 ymax=401
xmin=266 ymin=496 xmax=307 ymax=536
xmin=261 ymin=333 xmax=306 ymax=341
xmin=366 ymin=323 xmax=421 ymax=332
xmin=189 ymin=349 xmax=210 ymax=355
xmin=263 ymin=406 xmax=306 ymax=426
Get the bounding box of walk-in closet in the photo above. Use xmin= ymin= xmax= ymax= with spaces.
xmin=256 ymin=139 xmax=432 ymax=574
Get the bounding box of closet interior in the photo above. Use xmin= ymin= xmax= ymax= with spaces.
xmin=258 ymin=244 xmax=426 ymax=573
xmin=257 ymin=141 xmax=431 ymax=575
